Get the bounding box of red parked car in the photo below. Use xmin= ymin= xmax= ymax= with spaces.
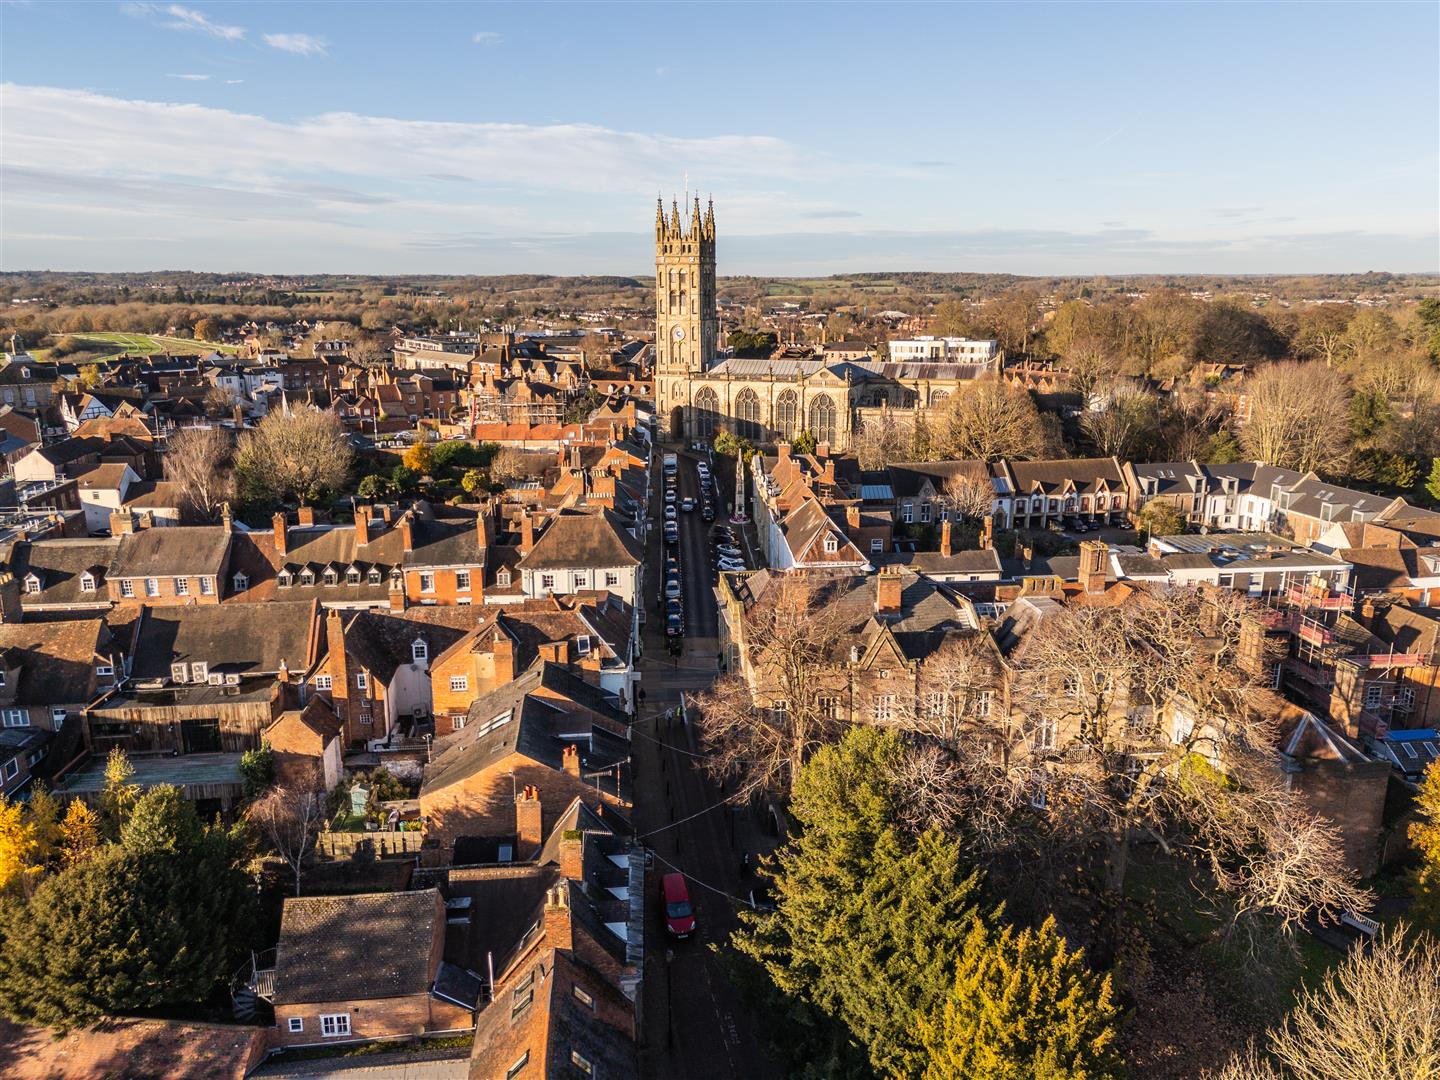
xmin=661 ymin=872 xmax=696 ymax=938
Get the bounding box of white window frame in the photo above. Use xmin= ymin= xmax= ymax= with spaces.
xmin=505 ymin=1051 xmax=530 ymax=1080
xmin=411 ymin=639 xmax=428 ymax=663
xmin=419 ymin=572 xmax=435 ymax=593
xmin=4 ymin=709 xmax=30 ymax=728
xmin=80 ymin=573 xmax=95 ymax=593
xmin=450 ymin=675 xmax=469 ymax=693
xmin=1037 ymin=716 xmax=1058 ymax=751
xmin=96 ymin=664 xmax=114 ymax=678
xmin=120 ymin=579 xmax=135 ymax=598
xmin=1363 ymin=684 xmax=1385 ymax=710
xmin=175 ymin=577 xmax=189 ymax=596
xmin=144 ymin=578 xmax=160 ymax=597
xmin=497 ymin=568 xmax=512 ymax=587
xmin=570 ymin=1051 xmax=593 ymax=1075
xmin=455 ymin=570 xmax=471 ymax=592
xmin=823 ymin=535 xmax=838 ymax=553
xmin=355 ymin=672 xmax=368 ymax=691
xmin=3 ymin=758 xmax=17 ymax=780
xmin=199 ymin=576 xmax=214 ymax=596
xmin=287 ymin=1017 xmax=304 ymax=1033
xmin=540 ymin=573 xmax=555 ymax=592
xmin=233 ymin=572 xmax=249 ymax=592
xmin=314 ymin=674 xmax=333 ymax=691
xmin=604 ymin=571 xmax=620 ymax=587
xmin=319 ymin=1013 xmax=350 ymax=1038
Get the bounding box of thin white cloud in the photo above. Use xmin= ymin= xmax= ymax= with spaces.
xmin=225 ymin=79 xmax=244 ymax=85
xmin=263 ymin=32 xmax=327 ymax=56
xmin=122 ymin=3 xmax=246 ymax=41
xmin=472 ymin=31 xmax=502 ymax=46
xmin=1 ymin=83 xmax=816 ymax=196
xmin=166 ymin=73 xmax=211 ymax=81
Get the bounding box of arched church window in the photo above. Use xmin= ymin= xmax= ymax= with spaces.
xmin=693 ymin=387 xmax=719 ymax=439
xmin=735 ymin=389 xmax=762 ymax=442
xmin=774 ymin=390 xmax=798 ymax=440
xmin=809 ymin=394 xmax=837 ymax=446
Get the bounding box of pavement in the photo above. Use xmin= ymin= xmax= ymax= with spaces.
xmin=635 ymin=445 xmax=781 ymax=1080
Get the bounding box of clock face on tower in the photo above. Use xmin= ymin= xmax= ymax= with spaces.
xmin=671 ymin=326 xmax=686 ymax=341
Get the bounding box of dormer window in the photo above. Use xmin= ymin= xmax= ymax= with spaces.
xmin=823 ymin=535 xmax=838 ymax=554
xmin=23 ymin=574 xmax=40 ymax=594
xmin=411 ymin=638 xmax=428 ymax=663
xmin=277 ymin=570 xmax=293 ymax=588
xmin=299 ymin=568 xmax=315 ymax=586
xmin=79 ymin=572 xmax=95 ymax=593
xmin=497 ymin=569 xmax=512 ymax=587
xmin=367 ymin=568 xmax=383 ymax=585
xmin=233 ymin=572 xmax=249 ymax=592
xmin=322 ymin=568 xmax=338 ymax=586
xmin=346 ymin=567 xmax=361 ymax=585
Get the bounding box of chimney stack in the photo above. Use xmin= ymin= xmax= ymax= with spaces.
xmin=562 ymin=743 xmax=581 ymax=777
xmin=515 ymin=785 xmax=542 ymax=855
xmin=297 ymin=505 xmax=315 ymax=527
xmin=777 ymin=441 xmax=791 ymax=463
xmin=273 ymin=511 xmax=288 ymax=557
xmin=981 ymin=515 xmax=994 ymax=550
xmin=559 ymin=830 xmax=583 ymax=881
xmin=875 ymin=566 xmax=903 ymax=616
xmin=1022 ymin=544 xmax=1034 ymax=572
xmin=354 ymin=504 xmax=371 ymax=547
xmin=940 ymin=519 xmax=953 ymax=558
xmin=520 ymin=513 xmax=535 ymax=555
xmin=492 ymin=630 xmax=515 ymax=683
xmin=388 ymin=572 xmax=406 ymax=611
xmin=846 ymin=505 xmax=861 ymax=530
xmin=399 ymin=512 xmax=414 ymax=554
xmin=1078 ymin=539 xmax=1108 ymax=595
xmin=543 ymin=884 xmax=573 ymax=951
xmin=109 ymin=509 xmax=136 ymax=536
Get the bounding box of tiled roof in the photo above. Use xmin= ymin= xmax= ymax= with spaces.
xmin=0 ymin=619 xmax=108 ymax=705
xmin=517 ymin=509 xmax=643 ymax=571
xmin=109 ymin=526 xmax=230 ymax=577
xmin=6 ymin=538 xmax=121 ymax=608
xmin=272 ymin=890 xmax=441 ymax=1006
xmin=129 ymin=601 xmax=316 ymax=680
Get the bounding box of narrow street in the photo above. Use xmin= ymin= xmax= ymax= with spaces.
xmin=634 ymin=446 xmax=781 ymax=1080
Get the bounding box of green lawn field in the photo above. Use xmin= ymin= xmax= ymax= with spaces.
xmin=46 ymin=332 xmax=240 ymax=362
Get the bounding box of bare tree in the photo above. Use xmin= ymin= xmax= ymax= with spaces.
xmin=691 ymin=575 xmax=855 ymax=799
xmin=942 ymin=470 xmax=994 ymax=524
xmin=203 ymin=384 xmax=238 ymax=418
xmin=234 ymin=408 xmax=354 ymax=505
xmin=489 ymin=446 xmax=533 ymax=485
xmin=246 ymin=768 xmax=327 ymax=896
xmin=933 ymin=379 xmax=1050 ymax=462
xmin=164 ymin=426 xmax=235 ymax=522
xmin=850 ymin=410 xmax=916 ymax=470
xmin=1081 ymin=382 xmax=1162 ymax=459
xmin=1240 ymin=362 xmax=1351 ymax=474
xmin=922 ymin=588 xmax=1369 ymax=961
xmin=1209 ymin=929 xmax=1440 ymax=1080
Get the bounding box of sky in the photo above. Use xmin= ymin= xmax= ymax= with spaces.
xmin=2 ymin=1 xmax=1437 ymax=276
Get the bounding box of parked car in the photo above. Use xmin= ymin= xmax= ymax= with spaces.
xmin=665 ymin=488 xmax=677 ymax=504
xmin=664 ymin=578 xmax=682 ymax=599
xmin=717 ymin=558 xmax=746 ymax=572
xmin=714 ymin=545 xmax=742 ymax=558
xmin=664 ymin=505 xmax=677 ymax=521
xmin=665 ymin=612 xmax=685 ymax=637
xmin=701 ymin=506 xmax=715 ymax=522
xmin=681 ymin=497 xmax=696 ymax=512
xmin=661 ymin=873 xmax=696 ymax=937
xmin=664 ymin=525 xmax=679 ymax=546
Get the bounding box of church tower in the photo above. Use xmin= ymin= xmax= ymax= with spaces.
xmin=655 ymin=196 xmax=716 ymax=433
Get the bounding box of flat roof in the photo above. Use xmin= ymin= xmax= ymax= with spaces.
xmin=56 ymin=752 xmax=244 ymax=794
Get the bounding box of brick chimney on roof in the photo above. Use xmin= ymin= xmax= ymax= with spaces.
xmin=272 ymin=511 xmax=288 ymax=557
xmin=354 ymin=504 xmax=371 ymax=547
xmin=543 ymin=884 xmax=573 ymax=951
xmin=562 ymin=743 xmax=581 ymax=777
xmin=1078 ymin=539 xmax=1108 ymax=595
xmin=515 ymin=785 xmax=542 ymax=855
xmin=399 ymin=512 xmax=413 ymax=554
xmin=846 ymin=505 xmax=861 ymax=530
xmin=297 ymin=505 xmax=315 ymax=527
xmin=981 ymin=515 xmax=995 ymax=551
xmin=876 ymin=566 xmax=903 ymax=615
xmin=520 ymin=513 xmax=535 ymax=555
xmin=559 ymin=829 xmax=583 ymax=881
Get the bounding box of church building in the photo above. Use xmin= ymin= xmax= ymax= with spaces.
xmin=654 ymin=198 xmax=1001 ymax=450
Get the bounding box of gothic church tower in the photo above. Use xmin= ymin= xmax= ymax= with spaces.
xmin=655 ymin=197 xmax=716 ymax=433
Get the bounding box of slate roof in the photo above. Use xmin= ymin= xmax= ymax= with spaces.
xmin=109 ymin=526 xmax=230 ymax=577
xmin=272 ymin=890 xmax=441 ymax=1006
xmin=5 ymin=538 xmax=121 ymax=608
xmin=421 ymin=662 xmax=629 ymax=796
xmin=876 ymin=548 xmax=1003 ymax=576
xmin=886 ymin=460 xmax=992 ymax=499
xmin=129 ymin=601 xmax=316 ymax=680
xmin=517 ymin=509 xmax=643 ymax=571
xmin=1007 ymin=456 xmax=1124 ymax=495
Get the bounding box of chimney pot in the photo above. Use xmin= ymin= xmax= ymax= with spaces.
xmin=875 ymin=566 xmax=903 ymax=615
xmin=562 ymin=743 xmax=581 ymax=777
xmin=515 ymin=784 xmax=542 ymax=854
